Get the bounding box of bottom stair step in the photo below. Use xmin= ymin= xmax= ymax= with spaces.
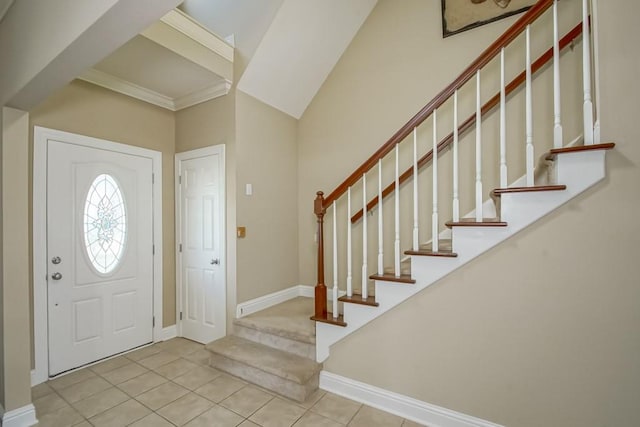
xmin=205 ymin=335 xmax=322 ymax=402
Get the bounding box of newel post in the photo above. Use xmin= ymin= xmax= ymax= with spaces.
xmin=313 ymin=191 xmax=327 ymax=319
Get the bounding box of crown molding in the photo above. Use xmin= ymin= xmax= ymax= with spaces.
xmin=79 ymin=68 xmax=175 ymax=110
xmin=79 ymin=69 xmax=230 ymax=111
xmin=174 ymin=80 xmax=232 ymax=110
xmin=160 ymin=9 xmax=234 ymax=62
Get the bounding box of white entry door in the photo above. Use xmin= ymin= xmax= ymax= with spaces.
xmin=47 ymin=140 xmax=154 ymax=375
xmin=176 ymin=146 xmax=226 ymax=344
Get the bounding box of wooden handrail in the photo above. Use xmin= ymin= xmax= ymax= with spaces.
xmin=350 ymin=20 xmax=584 ymax=223
xmin=321 ymin=0 xmax=555 ymax=208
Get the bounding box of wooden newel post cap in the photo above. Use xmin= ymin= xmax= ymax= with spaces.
xmin=314 ymin=191 xmax=325 ymax=216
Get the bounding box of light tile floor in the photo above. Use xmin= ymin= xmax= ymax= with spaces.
xmin=33 ymin=338 xmax=425 ymax=427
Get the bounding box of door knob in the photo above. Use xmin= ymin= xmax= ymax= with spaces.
xmin=51 ymin=272 xmax=62 ymax=280
xmin=210 ymin=259 xmax=220 ymax=265
xmin=51 ymin=256 xmax=62 ymax=264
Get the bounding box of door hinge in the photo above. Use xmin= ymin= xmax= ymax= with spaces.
xmin=152 ymin=173 xmax=155 ymax=184
xmin=152 ymin=316 xmax=155 ymax=327
xmin=179 ymin=244 xmax=182 ymax=253
xmin=180 ymin=312 xmax=183 ymax=321
xmin=152 ymin=244 xmax=155 ymax=255
xmin=179 ymin=175 xmax=182 ymax=184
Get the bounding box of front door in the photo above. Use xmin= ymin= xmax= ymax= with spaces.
xmin=47 ymin=139 xmax=154 ymax=375
xmin=176 ymin=146 xmax=226 ymax=344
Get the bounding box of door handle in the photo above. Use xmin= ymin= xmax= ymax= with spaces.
xmin=210 ymin=259 xmax=220 ymax=265
xmin=51 ymin=272 xmax=62 ymax=280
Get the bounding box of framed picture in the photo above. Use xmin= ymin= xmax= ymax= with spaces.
xmin=441 ymin=0 xmax=537 ymax=38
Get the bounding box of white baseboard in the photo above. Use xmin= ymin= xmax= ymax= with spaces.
xmin=236 ymin=285 xmax=314 ymax=318
xmin=1 ymin=403 xmax=37 ymax=427
xmin=161 ymin=325 xmax=177 ymax=341
xmin=320 ymin=371 xmax=504 ymax=427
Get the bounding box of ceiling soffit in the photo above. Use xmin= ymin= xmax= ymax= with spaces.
xmin=78 ymin=9 xmax=234 ymax=111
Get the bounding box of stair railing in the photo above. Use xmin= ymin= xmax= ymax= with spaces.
xmin=312 ymin=0 xmax=601 ymax=324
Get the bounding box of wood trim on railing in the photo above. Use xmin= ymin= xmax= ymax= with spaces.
xmin=321 ymin=0 xmax=555 ymax=209
xmin=350 ymin=20 xmax=584 ymax=223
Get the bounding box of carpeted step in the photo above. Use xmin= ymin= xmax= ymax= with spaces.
xmin=205 ymin=335 xmax=322 ymax=402
xmin=233 ymin=297 xmax=316 ymax=359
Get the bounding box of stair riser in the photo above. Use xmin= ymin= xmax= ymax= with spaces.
xmin=233 ymin=324 xmax=316 ymax=360
xmin=554 ymin=150 xmax=606 ymax=194
xmin=209 ymin=353 xmax=319 ymax=402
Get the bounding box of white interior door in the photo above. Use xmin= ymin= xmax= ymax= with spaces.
xmin=47 ymin=140 xmax=154 ymax=375
xmin=177 ymin=146 xmax=226 ymax=344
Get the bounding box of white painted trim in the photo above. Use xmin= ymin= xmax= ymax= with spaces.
xmin=79 ymin=68 xmax=175 ymax=110
xmin=1 ymin=403 xmax=37 ymax=427
xmin=159 ymin=9 xmax=234 ymax=62
xmin=161 ymin=325 xmax=178 ymax=341
xmin=320 ymin=371 xmax=504 ymax=427
xmin=298 ymin=285 xmax=315 ymax=298
xmin=237 ymin=286 xmax=305 ymax=318
xmin=173 ymin=80 xmax=232 ymax=110
xmin=32 ymin=127 xmax=163 ymax=385
xmin=235 ymin=285 xmax=334 ymax=318
xmin=175 ymin=145 xmax=227 ymax=341
xmin=79 ymin=69 xmax=232 ymax=112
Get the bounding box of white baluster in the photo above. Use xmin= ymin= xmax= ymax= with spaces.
xmin=500 ymin=48 xmax=507 ymax=188
xmin=592 ymin=0 xmax=601 ymax=143
xmin=432 ymin=110 xmax=439 ymax=252
xmin=453 ymin=90 xmax=460 ymax=223
xmin=526 ymin=25 xmax=534 ymax=186
xmin=394 ymin=144 xmax=400 ymax=277
xmin=332 ymin=203 xmax=338 ymax=318
xmin=362 ymin=174 xmax=368 ymax=299
xmin=553 ymin=0 xmax=563 ymax=149
xmin=475 ymin=70 xmax=483 ymax=222
xmin=346 ymin=187 xmax=352 ymax=297
xmin=377 ymin=159 xmax=384 ymax=275
xmin=412 ymin=127 xmax=419 ymax=251
xmin=582 ymin=0 xmax=594 ymax=145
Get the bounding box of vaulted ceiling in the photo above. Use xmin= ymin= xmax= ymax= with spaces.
xmin=66 ymin=0 xmax=378 ymax=117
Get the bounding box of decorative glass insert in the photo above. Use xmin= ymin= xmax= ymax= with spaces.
xmin=83 ymin=174 xmax=127 ymax=274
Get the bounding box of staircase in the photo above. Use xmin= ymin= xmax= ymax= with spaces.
xmin=203 ymin=0 xmax=612 ymax=404
xmin=310 ymin=0 xmax=613 ymax=362
xmin=205 ymin=297 xmax=322 ymax=402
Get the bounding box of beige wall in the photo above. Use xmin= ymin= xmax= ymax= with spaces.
xmin=2 ymin=107 xmax=31 ymax=412
xmin=30 ymin=80 xmax=177 ymax=327
xmin=235 ymin=91 xmax=298 ymax=303
xmin=310 ymin=0 xmax=640 ymax=426
xmin=176 ymin=88 xmax=299 ymax=309
xmin=175 ymin=91 xmax=238 ymax=330
xmin=0 ymin=107 xmax=4 ymax=408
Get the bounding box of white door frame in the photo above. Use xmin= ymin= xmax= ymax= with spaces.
xmin=32 ymin=126 xmax=164 ymax=385
xmin=175 ymin=145 xmax=226 ymax=339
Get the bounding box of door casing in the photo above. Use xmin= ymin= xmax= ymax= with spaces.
xmin=175 ymin=145 xmax=226 ymax=341
xmin=32 ymin=126 xmax=164 ymax=385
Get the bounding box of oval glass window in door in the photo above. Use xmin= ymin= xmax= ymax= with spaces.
xmin=83 ymin=174 xmax=127 ymax=274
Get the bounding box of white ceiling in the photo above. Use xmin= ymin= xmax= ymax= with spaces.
xmin=93 ymin=36 xmax=224 ymax=99
xmin=179 ymin=0 xmax=283 ymax=63
xmin=237 ymin=0 xmax=378 ymax=119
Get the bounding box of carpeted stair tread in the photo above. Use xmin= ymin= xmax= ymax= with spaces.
xmin=205 ymin=336 xmax=321 ymax=384
xmin=234 ymin=297 xmax=316 ymax=344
